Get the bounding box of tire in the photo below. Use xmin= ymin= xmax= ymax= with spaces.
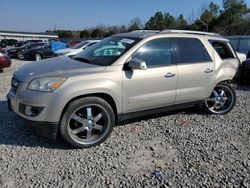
xmin=34 ymin=53 xmax=42 ymax=61
xmin=60 ymin=97 xmax=115 ymax=148
xmin=205 ymin=83 xmax=236 ymax=115
xmin=17 ymin=51 xmax=24 ymax=60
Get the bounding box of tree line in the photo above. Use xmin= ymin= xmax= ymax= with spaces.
xmin=46 ymin=0 xmax=250 ymax=39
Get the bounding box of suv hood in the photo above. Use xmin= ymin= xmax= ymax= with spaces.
xmin=14 ymin=56 xmax=106 ymax=82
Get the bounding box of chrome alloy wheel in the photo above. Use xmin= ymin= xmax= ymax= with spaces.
xmin=205 ymin=84 xmax=235 ymax=114
xmin=67 ymin=104 xmax=109 ymax=145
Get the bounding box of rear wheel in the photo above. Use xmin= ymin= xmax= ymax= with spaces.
xmin=34 ymin=53 xmax=42 ymax=61
xmin=60 ymin=97 xmax=115 ymax=148
xmin=205 ymin=83 xmax=236 ymax=115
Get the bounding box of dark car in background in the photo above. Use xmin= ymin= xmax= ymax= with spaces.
xmin=239 ymin=59 xmax=250 ymax=82
xmin=15 ymin=39 xmax=43 ymax=47
xmin=1 ymin=39 xmax=18 ymax=46
xmin=18 ymin=43 xmax=54 ymax=61
xmin=6 ymin=42 xmax=47 ymax=59
xmin=0 ymin=52 xmax=11 ymax=70
xmin=0 ymin=41 xmax=7 ymax=48
xmin=227 ymin=36 xmax=250 ymax=58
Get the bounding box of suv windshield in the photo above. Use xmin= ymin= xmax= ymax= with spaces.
xmin=73 ymin=36 xmax=141 ymax=66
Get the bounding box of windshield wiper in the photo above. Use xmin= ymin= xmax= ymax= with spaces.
xmin=72 ymin=56 xmax=91 ymax=63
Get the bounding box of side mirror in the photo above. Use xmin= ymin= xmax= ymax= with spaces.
xmin=127 ymin=58 xmax=147 ymax=70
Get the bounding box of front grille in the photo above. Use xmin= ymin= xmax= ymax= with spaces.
xmin=11 ymin=77 xmax=20 ymax=94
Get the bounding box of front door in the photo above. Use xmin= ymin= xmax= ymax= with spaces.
xmin=122 ymin=38 xmax=178 ymax=113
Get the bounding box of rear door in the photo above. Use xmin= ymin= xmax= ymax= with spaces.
xmin=173 ymin=38 xmax=214 ymax=104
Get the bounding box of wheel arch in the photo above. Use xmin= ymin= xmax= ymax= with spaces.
xmin=60 ymin=93 xmax=119 ymax=123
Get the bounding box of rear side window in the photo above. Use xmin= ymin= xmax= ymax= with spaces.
xmin=174 ymin=38 xmax=212 ymax=64
xmin=132 ymin=38 xmax=172 ymax=68
xmin=210 ymin=41 xmax=235 ymax=59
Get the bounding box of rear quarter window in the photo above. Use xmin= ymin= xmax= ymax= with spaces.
xmin=210 ymin=41 xmax=235 ymax=60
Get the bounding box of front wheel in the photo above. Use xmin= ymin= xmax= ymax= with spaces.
xmin=205 ymin=83 xmax=236 ymax=115
xmin=60 ymin=97 xmax=115 ymax=148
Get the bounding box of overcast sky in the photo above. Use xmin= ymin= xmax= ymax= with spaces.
xmin=0 ymin=0 xmax=249 ymax=32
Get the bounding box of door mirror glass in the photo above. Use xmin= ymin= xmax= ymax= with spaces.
xmin=127 ymin=58 xmax=147 ymax=70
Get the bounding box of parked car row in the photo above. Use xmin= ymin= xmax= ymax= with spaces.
xmin=3 ymin=39 xmax=101 ymax=61
xmin=54 ymin=40 xmax=100 ymax=57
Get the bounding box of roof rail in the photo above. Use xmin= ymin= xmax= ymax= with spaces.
xmin=160 ymin=30 xmax=222 ymax=37
xmin=130 ymin=30 xmax=159 ymax=33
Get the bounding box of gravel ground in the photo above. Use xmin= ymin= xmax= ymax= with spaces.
xmin=0 ymin=59 xmax=250 ymax=188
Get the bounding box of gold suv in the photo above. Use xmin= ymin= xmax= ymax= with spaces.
xmin=8 ymin=30 xmax=239 ymax=148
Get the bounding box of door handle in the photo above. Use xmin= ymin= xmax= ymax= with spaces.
xmin=164 ymin=72 xmax=176 ymax=78
xmin=204 ymin=68 xmax=213 ymax=73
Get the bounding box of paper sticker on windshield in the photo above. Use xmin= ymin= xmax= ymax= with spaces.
xmin=120 ymin=38 xmax=135 ymax=44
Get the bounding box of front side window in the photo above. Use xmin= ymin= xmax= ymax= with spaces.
xmin=74 ymin=36 xmax=141 ymax=66
xmin=131 ymin=38 xmax=172 ymax=68
xmin=175 ymin=38 xmax=212 ymax=64
xmin=210 ymin=41 xmax=235 ymax=59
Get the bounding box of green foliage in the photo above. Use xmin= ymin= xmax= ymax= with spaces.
xmin=176 ymin=14 xmax=188 ymax=29
xmin=145 ymin=12 xmax=176 ymax=30
xmin=127 ymin=17 xmax=143 ymax=31
xmin=80 ymin=29 xmax=90 ymax=38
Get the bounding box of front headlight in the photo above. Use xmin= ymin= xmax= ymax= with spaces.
xmin=28 ymin=77 xmax=67 ymax=92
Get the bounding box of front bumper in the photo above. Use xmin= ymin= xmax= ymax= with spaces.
xmin=7 ymin=83 xmax=66 ymax=140
xmin=7 ymin=93 xmax=59 ymax=140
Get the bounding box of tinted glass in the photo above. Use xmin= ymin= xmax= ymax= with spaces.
xmin=175 ymin=38 xmax=212 ymax=64
xmin=75 ymin=36 xmax=141 ymax=66
xmin=132 ymin=38 xmax=172 ymax=68
xmin=210 ymin=41 xmax=235 ymax=59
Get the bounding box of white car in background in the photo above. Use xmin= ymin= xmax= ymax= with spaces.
xmin=54 ymin=40 xmax=100 ymax=57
